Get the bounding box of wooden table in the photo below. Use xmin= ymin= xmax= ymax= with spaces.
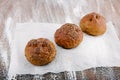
xmin=0 ymin=0 xmax=120 ymax=79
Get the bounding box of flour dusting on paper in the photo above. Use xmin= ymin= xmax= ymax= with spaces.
xmin=8 ymin=22 xmax=120 ymax=79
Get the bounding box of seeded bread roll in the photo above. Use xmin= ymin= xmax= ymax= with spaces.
xmin=80 ymin=12 xmax=106 ymax=36
xmin=25 ymin=38 xmax=56 ymax=66
xmin=54 ymin=23 xmax=83 ymax=49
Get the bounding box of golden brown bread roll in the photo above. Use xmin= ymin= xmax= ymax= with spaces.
xmin=54 ymin=23 xmax=83 ymax=49
xmin=25 ymin=38 xmax=56 ymax=66
xmin=80 ymin=12 xmax=106 ymax=36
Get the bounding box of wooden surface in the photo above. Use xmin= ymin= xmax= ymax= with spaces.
xmin=0 ymin=0 xmax=120 ymax=79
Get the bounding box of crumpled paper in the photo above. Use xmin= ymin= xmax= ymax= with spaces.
xmin=8 ymin=22 xmax=120 ymax=79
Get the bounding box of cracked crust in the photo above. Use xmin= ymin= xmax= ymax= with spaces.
xmin=54 ymin=23 xmax=83 ymax=49
xmin=25 ymin=38 xmax=56 ymax=66
xmin=80 ymin=12 xmax=106 ymax=36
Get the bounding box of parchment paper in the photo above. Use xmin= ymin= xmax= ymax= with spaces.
xmin=8 ymin=22 xmax=120 ymax=79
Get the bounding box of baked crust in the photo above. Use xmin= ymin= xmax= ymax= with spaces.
xmin=25 ymin=38 xmax=56 ymax=66
xmin=54 ymin=23 xmax=83 ymax=49
xmin=80 ymin=12 xmax=106 ymax=36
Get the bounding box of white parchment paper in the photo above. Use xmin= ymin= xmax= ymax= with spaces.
xmin=8 ymin=22 xmax=120 ymax=79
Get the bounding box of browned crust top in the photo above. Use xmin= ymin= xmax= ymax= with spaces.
xmin=25 ymin=38 xmax=56 ymax=66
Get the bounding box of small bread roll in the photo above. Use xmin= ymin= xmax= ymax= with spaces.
xmin=54 ymin=23 xmax=83 ymax=49
xmin=80 ymin=12 xmax=106 ymax=36
xmin=25 ymin=38 xmax=56 ymax=66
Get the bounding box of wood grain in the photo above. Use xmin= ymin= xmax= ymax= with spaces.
xmin=0 ymin=0 xmax=120 ymax=79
